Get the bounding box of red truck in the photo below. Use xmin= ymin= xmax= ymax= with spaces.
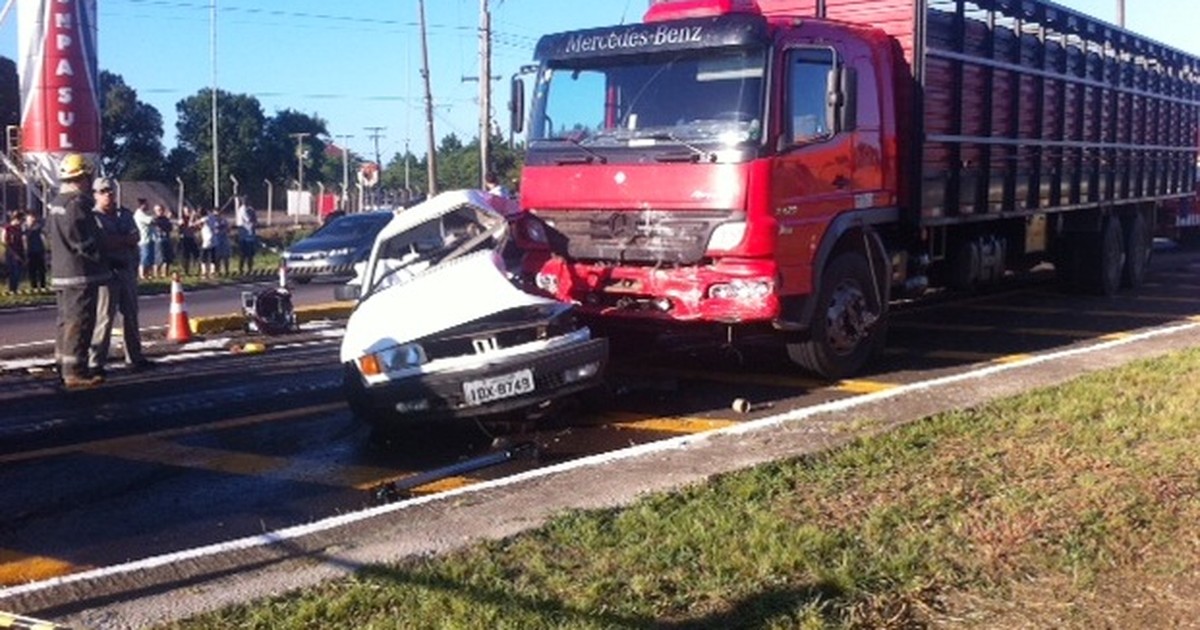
xmin=510 ymin=0 xmax=1200 ymax=378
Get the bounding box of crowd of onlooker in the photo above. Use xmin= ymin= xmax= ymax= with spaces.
xmin=1 ymin=192 xmax=260 ymax=294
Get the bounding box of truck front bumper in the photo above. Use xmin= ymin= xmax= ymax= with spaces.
xmin=536 ymin=258 xmax=782 ymax=324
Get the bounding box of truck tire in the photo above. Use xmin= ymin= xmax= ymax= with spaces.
xmin=1081 ymin=215 xmax=1125 ymax=297
xmin=1120 ymin=211 xmax=1151 ymax=289
xmin=786 ymin=251 xmax=888 ymax=380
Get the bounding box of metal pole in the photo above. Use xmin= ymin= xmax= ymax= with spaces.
xmin=335 ymin=134 xmax=353 ymax=211
xmin=176 ymin=176 xmax=184 ymax=216
xmin=229 ymin=174 xmax=238 ymax=199
xmin=210 ymin=0 xmax=220 ymax=208
xmin=479 ymin=0 xmax=491 ymax=189
xmin=1116 ymin=0 xmax=1124 ymax=27
xmin=419 ymin=0 xmax=439 ymax=196
xmin=263 ymin=178 xmax=273 ymax=226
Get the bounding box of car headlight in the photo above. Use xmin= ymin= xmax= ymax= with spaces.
xmin=707 ymin=221 xmax=747 ymax=252
xmin=358 ymin=343 xmax=426 ymax=376
xmin=327 ymin=247 xmax=354 ymax=258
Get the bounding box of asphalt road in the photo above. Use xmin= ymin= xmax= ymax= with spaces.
xmin=0 ymin=247 xmax=1198 ymax=627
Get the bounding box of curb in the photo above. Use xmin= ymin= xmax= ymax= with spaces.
xmin=189 ymin=301 xmax=353 ymax=335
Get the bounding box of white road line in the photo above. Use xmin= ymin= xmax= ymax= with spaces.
xmin=2 ymin=318 xmax=1196 ymax=600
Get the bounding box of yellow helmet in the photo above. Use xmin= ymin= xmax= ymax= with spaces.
xmin=58 ymin=153 xmax=92 ymax=180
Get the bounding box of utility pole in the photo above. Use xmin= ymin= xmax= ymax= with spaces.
xmin=419 ymin=0 xmax=439 ymax=196
xmin=335 ymin=133 xmax=354 ymax=211
xmin=404 ymin=138 xmax=411 ymax=197
xmin=363 ymin=127 xmax=385 ymax=208
xmin=210 ymin=0 xmax=220 ymax=208
xmin=1116 ymin=0 xmax=1124 ymax=27
xmin=290 ymin=132 xmax=310 ymax=217
xmin=363 ymin=126 xmax=386 ymax=169
xmin=479 ymin=0 xmax=492 ymax=189
xmin=290 ymin=133 xmax=310 ymax=190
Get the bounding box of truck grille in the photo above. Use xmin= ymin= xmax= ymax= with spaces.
xmin=532 ymin=209 xmax=733 ymax=265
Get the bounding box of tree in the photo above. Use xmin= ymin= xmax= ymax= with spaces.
xmin=173 ymin=89 xmax=267 ymax=208
xmin=260 ymin=109 xmax=329 ymax=194
xmin=99 ymin=71 xmax=166 ymax=181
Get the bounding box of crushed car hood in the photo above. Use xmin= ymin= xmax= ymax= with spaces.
xmin=339 ymin=190 xmax=562 ymax=364
xmin=340 ymin=251 xmax=558 ymax=363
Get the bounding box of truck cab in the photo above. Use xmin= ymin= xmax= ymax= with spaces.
xmin=515 ymin=0 xmax=896 ymax=377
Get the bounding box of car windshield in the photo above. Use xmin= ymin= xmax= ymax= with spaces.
xmin=362 ymin=205 xmax=506 ymax=299
xmin=529 ymin=47 xmax=765 ymax=147
xmin=313 ymin=213 xmax=392 ymax=241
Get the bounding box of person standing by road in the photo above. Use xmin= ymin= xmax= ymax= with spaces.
xmin=2 ymin=211 xmax=25 ymax=294
xmin=89 ymin=178 xmax=154 ymax=375
xmin=23 ymin=211 xmax=48 ymax=290
xmin=198 ymin=208 xmax=217 ymax=278
xmin=152 ymin=204 xmax=175 ymax=278
xmin=47 ymin=154 xmax=110 ymax=389
xmin=132 ymin=198 xmax=156 ymax=280
xmin=178 ymin=205 xmax=200 ymax=275
xmin=213 ymin=208 xmax=232 ymax=276
xmin=235 ymin=197 xmax=258 ymax=275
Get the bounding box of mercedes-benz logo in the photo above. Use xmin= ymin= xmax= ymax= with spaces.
xmin=608 ymin=212 xmax=634 ymax=238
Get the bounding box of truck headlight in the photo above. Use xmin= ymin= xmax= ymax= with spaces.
xmin=706 ymin=221 xmax=747 ymax=252
xmin=708 ymin=279 xmax=773 ymax=301
xmin=359 ymin=343 xmax=426 ymax=376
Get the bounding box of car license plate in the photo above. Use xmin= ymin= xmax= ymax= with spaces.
xmin=462 ymin=369 xmax=535 ymax=406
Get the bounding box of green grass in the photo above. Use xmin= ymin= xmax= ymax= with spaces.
xmin=163 ymin=348 xmax=1200 ymax=629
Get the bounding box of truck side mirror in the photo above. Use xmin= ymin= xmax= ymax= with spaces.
xmin=826 ymin=66 xmax=857 ymax=134
xmin=509 ymin=77 xmax=526 ymax=135
xmin=825 ymin=67 xmax=842 ymax=133
xmin=839 ymin=66 xmax=858 ymax=132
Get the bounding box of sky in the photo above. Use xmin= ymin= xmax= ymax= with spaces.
xmin=0 ymin=0 xmax=1197 ymax=165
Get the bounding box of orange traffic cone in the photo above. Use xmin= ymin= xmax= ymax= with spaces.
xmin=167 ymin=273 xmax=192 ymax=343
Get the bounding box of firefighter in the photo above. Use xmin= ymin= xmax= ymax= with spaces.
xmin=46 ymin=153 xmax=111 ymax=389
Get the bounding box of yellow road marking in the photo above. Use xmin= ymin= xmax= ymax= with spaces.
xmin=408 ymin=476 xmax=478 ymax=495
xmin=616 ymin=365 xmax=827 ymax=390
xmin=993 ymin=353 xmax=1034 ymax=364
xmin=920 ymin=349 xmax=1004 ymax=362
xmin=1190 ymin=315 xmax=1200 ymax=323
xmin=0 ymin=549 xmax=86 ymax=587
xmin=601 ymin=412 xmax=736 ymax=434
xmin=615 ymin=365 xmax=897 ymax=395
xmin=1098 ymin=332 xmax=1133 ymax=341
xmin=83 ymin=438 xmax=400 ymax=489
xmin=0 ymin=402 xmax=347 ymax=466
xmin=837 ymin=380 xmax=899 ymax=394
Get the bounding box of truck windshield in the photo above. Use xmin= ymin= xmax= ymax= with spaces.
xmin=530 ymin=48 xmax=765 ymax=150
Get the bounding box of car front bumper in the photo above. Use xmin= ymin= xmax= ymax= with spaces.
xmin=345 ymin=336 xmax=609 ymax=423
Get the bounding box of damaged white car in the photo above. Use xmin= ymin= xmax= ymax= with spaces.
xmin=339 ymin=190 xmax=608 ymax=434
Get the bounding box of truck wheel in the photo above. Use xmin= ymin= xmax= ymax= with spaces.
xmin=786 ymin=251 xmax=888 ymax=380
xmin=1081 ymin=215 xmax=1124 ymax=297
xmin=1120 ymin=212 xmax=1151 ymax=289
